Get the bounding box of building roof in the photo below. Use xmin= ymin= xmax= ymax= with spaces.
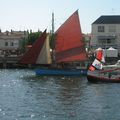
xmin=92 ymin=15 xmax=120 ymax=24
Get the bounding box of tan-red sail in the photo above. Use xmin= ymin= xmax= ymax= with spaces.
xmin=55 ymin=10 xmax=88 ymax=63
xmin=20 ymin=30 xmax=51 ymax=64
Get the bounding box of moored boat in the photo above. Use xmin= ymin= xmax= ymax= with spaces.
xmin=87 ymin=68 xmax=120 ymax=83
xmin=20 ymin=10 xmax=88 ymax=76
xmin=35 ymin=69 xmax=87 ymax=76
xmin=87 ymin=48 xmax=120 ymax=83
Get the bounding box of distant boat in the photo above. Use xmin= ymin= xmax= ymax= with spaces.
xmin=20 ymin=10 xmax=88 ymax=76
xmin=87 ymin=48 xmax=120 ymax=83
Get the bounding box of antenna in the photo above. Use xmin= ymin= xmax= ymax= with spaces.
xmin=111 ymin=8 xmax=116 ymax=15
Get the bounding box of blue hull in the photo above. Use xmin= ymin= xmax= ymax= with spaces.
xmin=35 ymin=69 xmax=87 ymax=76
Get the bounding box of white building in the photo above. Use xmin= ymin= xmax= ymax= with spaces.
xmin=91 ymin=15 xmax=120 ymax=56
xmin=0 ymin=30 xmax=28 ymax=56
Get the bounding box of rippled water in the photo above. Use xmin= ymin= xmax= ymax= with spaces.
xmin=0 ymin=69 xmax=120 ymax=120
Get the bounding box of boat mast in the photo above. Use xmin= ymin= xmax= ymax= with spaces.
xmin=51 ymin=12 xmax=55 ymax=64
xmin=52 ymin=12 xmax=54 ymax=35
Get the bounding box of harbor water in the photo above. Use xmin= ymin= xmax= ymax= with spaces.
xmin=0 ymin=69 xmax=120 ymax=120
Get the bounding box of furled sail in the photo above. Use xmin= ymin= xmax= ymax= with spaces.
xmin=55 ymin=10 xmax=88 ymax=63
xmin=20 ymin=30 xmax=52 ymax=64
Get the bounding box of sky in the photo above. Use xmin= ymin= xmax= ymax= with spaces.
xmin=0 ymin=0 xmax=120 ymax=33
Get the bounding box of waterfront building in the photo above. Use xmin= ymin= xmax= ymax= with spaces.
xmin=91 ymin=15 xmax=120 ymax=57
xmin=0 ymin=30 xmax=28 ymax=57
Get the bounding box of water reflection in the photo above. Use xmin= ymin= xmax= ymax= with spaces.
xmin=21 ymin=74 xmax=87 ymax=119
xmin=1 ymin=69 xmax=120 ymax=120
xmin=55 ymin=77 xmax=84 ymax=119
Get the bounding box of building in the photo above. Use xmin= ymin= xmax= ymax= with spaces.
xmin=91 ymin=15 xmax=120 ymax=56
xmin=82 ymin=33 xmax=91 ymax=50
xmin=0 ymin=30 xmax=28 ymax=56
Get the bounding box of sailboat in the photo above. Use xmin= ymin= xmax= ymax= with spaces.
xmin=20 ymin=30 xmax=52 ymax=65
xmin=87 ymin=48 xmax=120 ymax=83
xmin=20 ymin=10 xmax=88 ymax=76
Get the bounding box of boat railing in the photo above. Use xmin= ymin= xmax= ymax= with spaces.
xmin=98 ymin=67 xmax=120 ymax=79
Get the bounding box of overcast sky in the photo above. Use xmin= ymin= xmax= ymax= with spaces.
xmin=0 ymin=0 xmax=119 ymax=33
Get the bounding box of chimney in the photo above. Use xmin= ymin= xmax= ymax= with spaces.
xmin=11 ymin=29 xmax=13 ymax=34
xmin=6 ymin=30 xmax=9 ymax=35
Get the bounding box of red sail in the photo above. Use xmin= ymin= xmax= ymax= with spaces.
xmin=20 ymin=30 xmax=51 ymax=64
xmin=55 ymin=10 xmax=88 ymax=63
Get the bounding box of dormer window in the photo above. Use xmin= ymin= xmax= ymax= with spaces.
xmin=98 ymin=26 xmax=105 ymax=32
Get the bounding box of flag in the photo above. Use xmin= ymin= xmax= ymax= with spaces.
xmin=92 ymin=59 xmax=103 ymax=70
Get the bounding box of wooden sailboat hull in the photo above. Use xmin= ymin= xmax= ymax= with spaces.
xmin=35 ymin=69 xmax=87 ymax=76
xmin=87 ymin=73 xmax=120 ymax=83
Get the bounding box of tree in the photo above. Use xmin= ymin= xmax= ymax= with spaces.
xmin=20 ymin=31 xmax=42 ymax=53
xmin=49 ymin=33 xmax=55 ymax=49
xmin=20 ymin=38 xmax=26 ymax=53
xmin=26 ymin=31 xmax=42 ymax=45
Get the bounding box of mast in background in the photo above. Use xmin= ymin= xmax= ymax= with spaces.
xmin=52 ymin=12 xmax=54 ymax=34
xmin=51 ymin=12 xmax=55 ymax=64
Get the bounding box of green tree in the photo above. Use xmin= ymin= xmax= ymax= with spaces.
xmin=26 ymin=31 xmax=42 ymax=45
xmin=49 ymin=33 xmax=55 ymax=49
xmin=20 ymin=38 xmax=26 ymax=53
xmin=20 ymin=31 xmax=42 ymax=53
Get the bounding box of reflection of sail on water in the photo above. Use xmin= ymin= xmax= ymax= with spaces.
xmin=55 ymin=10 xmax=88 ymax=63
xmin=20 ymin=30 xmax=52 ymax=64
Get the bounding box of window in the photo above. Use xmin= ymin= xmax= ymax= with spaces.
xmin=109 ymin=25 xmax=116 ymax=32
xmin=107 ymin=39 xmax=111 ymax=44
xmin=98 ymin=26 xmax=105 ymax=32
xmin=10 ymin=42 xmax=14 ymax=46
xmin=5 ymin=42 xmax=8 ymax=46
